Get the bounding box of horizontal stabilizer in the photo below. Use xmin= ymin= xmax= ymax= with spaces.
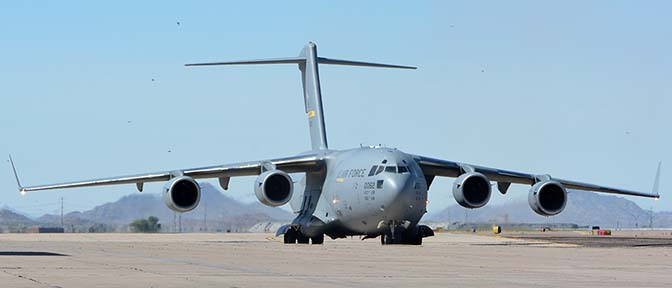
xmin=185 ymin=57 xmax=305 ymax=67
xmin=185 ymin=56 xmax=416 ymax=70
xmin=317 ymin=57 xmax=416 ymax=69
xmin=186 ymin=42 xmax=417 ymax=151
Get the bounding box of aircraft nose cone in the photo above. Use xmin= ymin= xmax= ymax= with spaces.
xmin=378 ymin=174 xmax=413 ymax=211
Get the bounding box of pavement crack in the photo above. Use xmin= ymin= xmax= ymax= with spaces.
xmin=2 ymin=269 xmax=45 ymax=285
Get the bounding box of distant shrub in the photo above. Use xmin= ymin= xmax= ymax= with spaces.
xmin=129 ymin=216 xmax=161 ymax=233
xmin=88 ymin=223 xmax=114 ymax=233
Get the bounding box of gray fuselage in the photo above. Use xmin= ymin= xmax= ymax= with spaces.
xmin=290 ymin=147 xmax=428 ymax=237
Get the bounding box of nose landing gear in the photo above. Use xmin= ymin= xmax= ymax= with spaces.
xmin=380 ymin=230 xmax=422 ymax=245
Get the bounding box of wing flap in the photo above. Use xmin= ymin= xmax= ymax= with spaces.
xmin=20 ymin=172 xmax=171 ymax=193
xmin=555 ymin=178 xmax=659 ymax=198
xmin=414 ymin=156 xmax=535 ymax=185
xmin=414 ymin=155 xmax=659 ymax=199
xmin=18 ymin=154 xmax=324 ymax=193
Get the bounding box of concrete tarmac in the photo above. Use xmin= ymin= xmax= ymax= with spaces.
xmin=0 ymin=231 xmax=670 ymax=288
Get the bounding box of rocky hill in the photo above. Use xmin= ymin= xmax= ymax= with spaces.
xmin=3 ymin=186 xmax=670 ymax=232
xmin=0 ymin=208 xmax=36 ymax=232
xmin=428 ymin=190 xmax=670 ymax=228
xmin=27 ymin=182 xmax=294 ymax=232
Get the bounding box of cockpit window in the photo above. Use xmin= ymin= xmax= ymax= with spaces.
xmin=398 ymin=166 xmax=408 ymax=173
xmin=375 ymin=166 xmax=384 ymax=175
xmin=368 ymin=166 xmax=378 ymax=177
xmin=384 ymin=166 xmax=396 ymax=173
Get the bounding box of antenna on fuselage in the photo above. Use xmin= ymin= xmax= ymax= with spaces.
xmin=185 ymin=42 xmax=416 ymax=151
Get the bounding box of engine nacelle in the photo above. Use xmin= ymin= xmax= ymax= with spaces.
xmin=254 ymin=170 xmax=294 ymax=207
xmin=528 ymin=180 xmax=567 ymax=216
xmin=452 ymin=172 xmax=492 ymax=208
xmin=163 ymin=176 xmax=201 ymax=213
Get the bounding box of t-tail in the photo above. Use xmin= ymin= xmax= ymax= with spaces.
xmin=186 ymin=42 xmax=416 ymax=151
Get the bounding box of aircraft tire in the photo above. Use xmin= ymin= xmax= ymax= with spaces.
xmin=381 ymin=232 xmax=422 ymax=245
xmin=382 ymin=233 xmax=396 ymax=245
xmin=408 ymin=235 xmax=423 ymax=245
xmin=297 ymin=233 xmax=310 ymax=244
xmin=283 ymin=230 xmax=297 ymax=244
xmin=311 ymin=234 xmax=324 ymax=245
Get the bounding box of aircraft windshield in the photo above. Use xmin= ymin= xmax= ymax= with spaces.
xmin=369 ymin=165 xmax=409 ymax=175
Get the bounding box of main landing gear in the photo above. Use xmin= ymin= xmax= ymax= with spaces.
xmin=380 ymin=230 xmax=423 ymax=245
xmin=380 ymin=224 xmax=434 ymax=245
xmin=283 ymin=228 xmax=324 ymax=245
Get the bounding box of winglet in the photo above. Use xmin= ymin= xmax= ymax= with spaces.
xmin=653 ymin=161 xmax=662 ymax=199
xmin=8 ymin=155 xmax=26 ymax=195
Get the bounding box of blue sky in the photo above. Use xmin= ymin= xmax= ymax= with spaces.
xmin=1 ymin=1 xmax=670 ymax=216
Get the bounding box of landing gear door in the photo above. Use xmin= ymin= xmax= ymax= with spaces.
xmin=289 ymin=176 xmax=307 ymax=213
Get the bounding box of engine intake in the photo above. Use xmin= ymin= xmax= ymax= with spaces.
xmin=528 ymin=180 xmax=567 ymax=216
xmin=453 ymin=172 xmax=492 ymax=208
xmin=163 ymin=176 xmax=201 ymax=212
xmin=254 ymin=170 xmax=294 ymax=207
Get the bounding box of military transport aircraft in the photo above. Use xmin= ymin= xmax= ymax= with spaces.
xmin=10 ymin=42 xmax=661 ymax=245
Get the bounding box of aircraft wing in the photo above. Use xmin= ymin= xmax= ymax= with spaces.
xmin=14 ymin=153 xmax=324 ymax=194
xmin=413 ymin=155 xmax=660 ymax=198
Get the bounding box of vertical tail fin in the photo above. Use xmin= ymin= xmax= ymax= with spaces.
xmin=186 ymin=42 xmax=416 ymax=150
xmin=298 ymin=43 xmax=329 ymax=150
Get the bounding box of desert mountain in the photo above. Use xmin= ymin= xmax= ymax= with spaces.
xmin=36 ymin=182 xmax=293 ymax=232
xmin=428 ymin=190 xmax=669 ymax=228
xmin=0 ymin=208 xmax=36 ymax=232
xmin=3 ymin=186 xmax=670 ymax=232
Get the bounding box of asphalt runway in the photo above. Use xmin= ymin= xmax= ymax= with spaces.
xmin=505 ymin=230 xmax=672 ymax=248
xmin=1 ymin=231 xmax=671 ymax=288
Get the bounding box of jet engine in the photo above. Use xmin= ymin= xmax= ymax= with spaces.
xmin=163 ymin=176 xmax=201 ymax=212
xmin=452 ymin=172 xmax=492 ymax=208
xmin=254 ymin=170 xmax=294 ymax=207
xmin=528 ymin=180 xmax=567 ymax=216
